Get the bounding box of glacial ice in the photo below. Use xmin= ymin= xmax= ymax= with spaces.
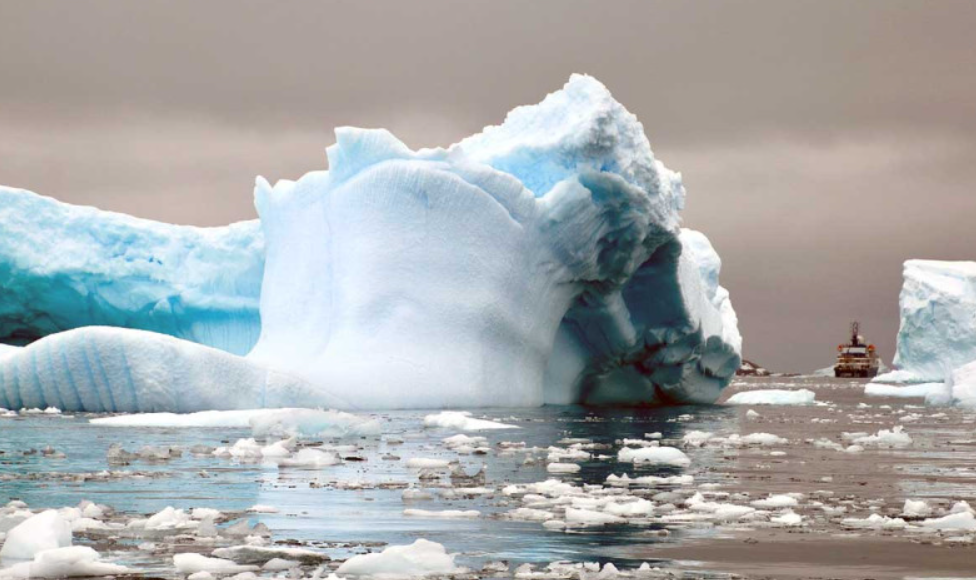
xmin=891 ymin=260 xmax=976 ymax=382
xmin=0 ymin=186 xmax=264 ymax=355
xmin=0 ymin=74 xmax=741 ymax=411
xmin=0 ymin=327 xmax=342 ymax=413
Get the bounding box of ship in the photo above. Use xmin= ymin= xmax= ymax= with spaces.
xmin=834 ymin=321 xmax=881 ymax=378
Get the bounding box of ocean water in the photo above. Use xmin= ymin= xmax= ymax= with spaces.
xmin=0 ymin=402 xmax=736 ymax=571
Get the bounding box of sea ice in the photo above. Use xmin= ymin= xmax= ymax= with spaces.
xmin=0 ymin=547 xmax=133 ymax=579
xmin=864 ymin=382 xmax=946 ymax=399
xmin=334 ymin=539 xmax=459 ymax=576
xmin=422 ymin=411 xmax=517 ymax=431
xmin=0 ymin=511 xmax=72 ymax=561
xmin=617 ymin=446 xmax=690 ymax=467
xmin=725 ymin=389 xmax=816 ymax=406
xmin=173 ymin=553 xmax=259 ymax=574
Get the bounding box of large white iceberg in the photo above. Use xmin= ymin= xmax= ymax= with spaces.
xmin=0 ymin=75 xmax=741 ymax=411
xmin=889 ymin=260 xmax=976 ymax=383
xmin=0 ymin=187 xmax=263 ymax=355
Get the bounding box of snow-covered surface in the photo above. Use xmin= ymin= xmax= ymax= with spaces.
xmin=0 ymin=186 xmax=263 ymax=355
xmin=725 ymin=389 xmax=816 ymax=406
xmin=0 ymin=75 xmax=740 ymax=411
xmin=334 ymin=539 xmax=459 ymax=576
xmin=892 ymin=260 xmax=976 ymax=382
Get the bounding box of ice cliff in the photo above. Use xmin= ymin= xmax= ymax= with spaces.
xmin=890 ymin=260 xmax=976 ymax=383
xmin=0 ymin=74 xmax=741 ymax=411
xmin=0 ymin=187 xmax=263 ymax=355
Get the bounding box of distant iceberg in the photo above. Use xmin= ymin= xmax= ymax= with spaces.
xmin=0 ymin=75 xmax=741 ymax=411
xmin=888 ymin=260 xmax=976 ymax=383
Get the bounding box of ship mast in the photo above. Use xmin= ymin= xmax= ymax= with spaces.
xmin=851 ymin=321 xmax=860 ymax=346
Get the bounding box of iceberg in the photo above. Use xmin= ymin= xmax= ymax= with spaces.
xmin=0 ymin=74 xmax=741 ymax=411
xmin=890 ymin=260 xmax=976 ymax=382
xmin=0 ymin=187 xmax=263 ymax=355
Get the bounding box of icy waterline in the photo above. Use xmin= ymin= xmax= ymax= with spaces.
xmin=2 ymin=377 xmax=976 ymax=579
xmin=0 ymin=74 xmax=740 ymax=411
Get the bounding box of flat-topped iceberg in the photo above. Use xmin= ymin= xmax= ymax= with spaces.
xmin=0 ymin=75 xmax=741 ymax=411
xmin=885 ymin=260 xmax=976 ymax=384
xmin=0 ymin=187 xmax=263 ymax=355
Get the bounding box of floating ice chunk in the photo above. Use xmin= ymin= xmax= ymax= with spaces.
xmin=605 ymin=473 xmax=693 ymax=486
xmin=422 ymin=412 xmax=517 ymax=431
xmin=0 ymin=510 xmax=72 ymax=561
xmin=921 ymin=511 xmax=976 ymax=531
xmin=335 ymin=539 xmax=459 ymax=576
xmin=246 ymin=505 xmax=279 ymax=514
xmin=92 ymin=407 xmax=381 ymax=440
xmin=725 ymin=389 xmax=816 ymax=406
xmin=950 ymin=500 xmax=974 ymax=515
xmin=770 ymin=510 xmax=803 ymax=526
xmin=902 ymin=499 xmax=933 ymax=517
xmin=603 ymin=499 xmax=655 ymax=517
xmin=0 ymin=546 xmax=133 ymax=578
xmin=617 ymin=446 xmax=690 ymax=467
xmin=850 ymin=426 xmax=913 ymax=448
xmin=405 ymin=458 xmax=451 ymax=469
xmin=145 ymin=507 xmax=195 ymax=530
xmin=864 ymin=382 xmax=947 ymax=399
xmin=249 ymin=409 xmax=382 ymax=439
xmin=402 ymin=509 xmax=480 ymax=519
xmin=681 ymin=431 xmax=713 ymax=447
xmin=751 ymin=495 xmax=799 ymax=509
xmin=841 ymin=513 xmax=908 ymax=530
xmin=546 ymin=463 xmax=582 ymax=474
xmin=173 ymin=553 xmax=259 ymax=574
xmin=565 ymin=508 xmax=625 ymax=526
xmin=277 ymin=448 xmax=340 ymax=468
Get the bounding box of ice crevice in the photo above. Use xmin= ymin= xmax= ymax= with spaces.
xmin=0 ymin=74 xmax=741 ymax=411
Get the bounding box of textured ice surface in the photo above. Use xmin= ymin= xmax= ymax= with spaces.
xmin=0 ymin=327 xmax=342 ymax=413
xmin=0 ymin=75 xmax=740 ymax=410
xmin=0 ymin=187 xmax=263 ymax=355
xmin=0 ymin=510 xmax=71 ymax=561
xmin=250 ymin=75 xmax=740 ymax=408
xmin=892 ymin=260 xmax=976 ymax=382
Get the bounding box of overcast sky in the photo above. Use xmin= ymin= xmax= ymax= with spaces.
xmin=2 ymin=1 xmax=974 ymax=372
